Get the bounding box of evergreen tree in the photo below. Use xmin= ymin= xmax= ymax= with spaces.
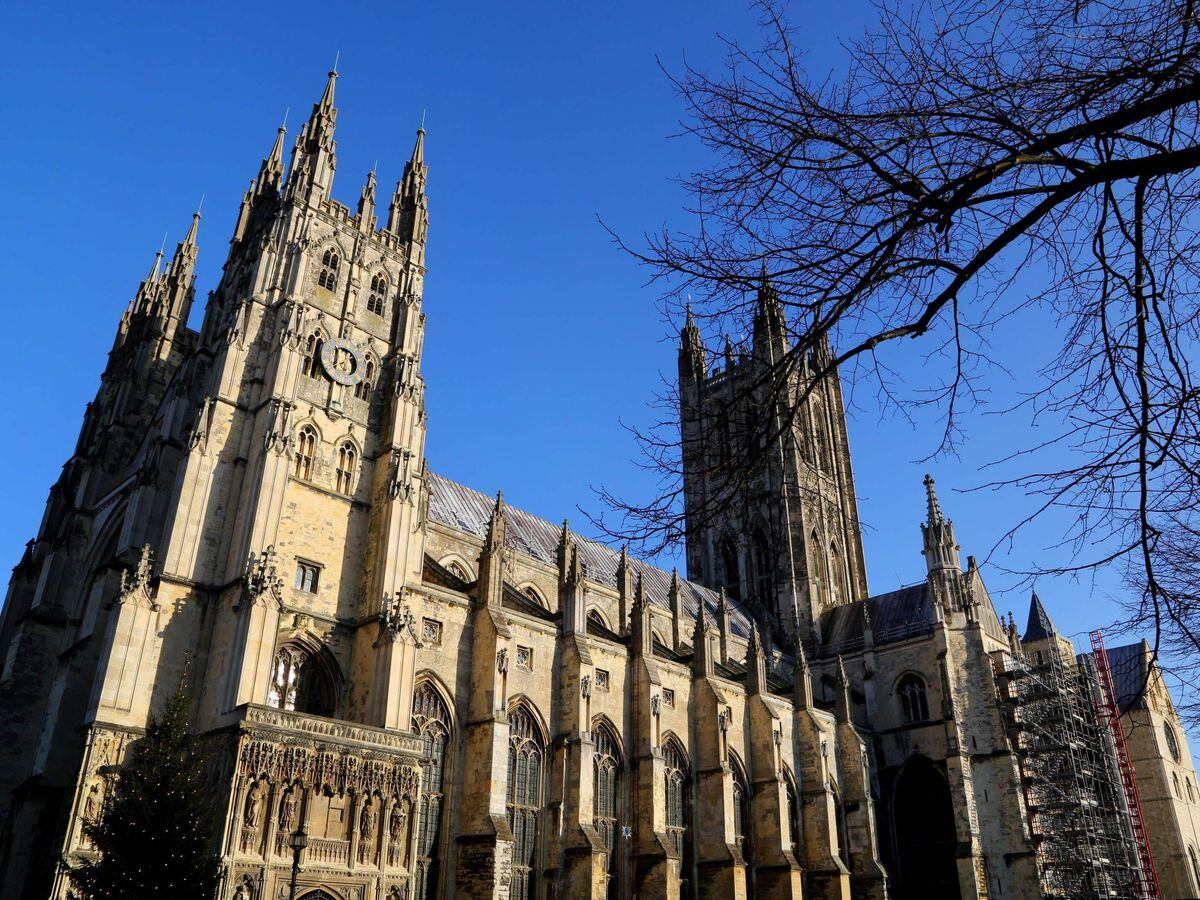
xmin=69 ymin=683 xmax=219 ymax=900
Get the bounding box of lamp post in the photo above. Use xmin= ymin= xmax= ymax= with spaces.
xmin=287 ymin=826 xmax=308 ymax=900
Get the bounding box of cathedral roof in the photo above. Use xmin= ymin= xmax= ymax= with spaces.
xmin=426 ymin=472 xmax=755 ymax=638
xmin=819 ymin=584 xmax=937 ymax=654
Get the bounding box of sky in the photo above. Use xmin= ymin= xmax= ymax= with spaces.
xmin=0 ymin=1 xmax=1150 ymax=661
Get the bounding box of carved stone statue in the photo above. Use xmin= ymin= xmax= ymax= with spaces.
xmin=232 ymin=876 xmax=254 ymax=900
xmin=358 ymin=798 xmax=378 ymax=863
xmin=243 ymin=782 xmax=264 ymax=829
xmin=278 ymin=788 xmax=298 ymax=832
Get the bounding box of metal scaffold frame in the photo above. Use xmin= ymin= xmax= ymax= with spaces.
xmin=994 ymin=636 xmax=1148 ymax=899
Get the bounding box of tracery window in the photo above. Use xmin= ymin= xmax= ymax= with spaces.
xmin=593 ymin=723 xmax=621 ymax=897
xmin=368 ymin=274 xmax=388 ymax=316
xmin=897 ymin=674 xmax=930 ymax=724
xmin=752 ymin=529 xmax=772 ymax=609
xmin=731 ymin=755 xmax=751 ymax=862
xmin=318 ymin=248 xmax=339 ymax=290
xmin=829 ymin=542 xmax=846 ymax=606
xmin=266 ymin=644 xmax=336 ymax=717
xmin=294 ymin=561 xmax=320 ymax=593
xmin=294 ymin=426 xmax=317 ymax=480
xmin=412 ymin=683 xmax=452 ymax=900
xmin=721 ymin=538 xmax=741 ymax=602
xmin=1165 ymin=722 xmax=1182 ymax=762
xmin=507 ymin=706 xmax=544 ymax=900
xmin=302 ymin=333 xmax=324 ymax=379
xmin=354 ymin=358 xmax=375 ymax=401
xmin=1175 ymin=773 xmax=1183 ymax=798
xmin=1190 ymin=845 xmax=1200 ymax=891
xmin=335 ymin=442 xmax=357 ymax=494
xmin=664 ymin=738 xmax=689 ymax=857
xmin=784 ymin=767 xmax=801 ymax=860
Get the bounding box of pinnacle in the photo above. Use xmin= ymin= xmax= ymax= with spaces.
xmin=923 ymin=473 xmax=943 ymax=526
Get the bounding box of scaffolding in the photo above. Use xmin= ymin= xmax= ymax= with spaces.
xmin=995 ymin=637 xmax=1148 ymax=899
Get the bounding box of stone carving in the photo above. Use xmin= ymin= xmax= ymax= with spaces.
xmin=389 ymin=447 xmax=415 ymax=501
xmin=278 ymin=787 xmax=298 ymax=832
xmin=580 ymin=675 xmax=591 ymax=699
xmin=118 ymin=544 xmax=157 ymax=609
xmin=358 ymin=797 xmax=378 ymax=863
xmin=232 ymin=875 xmax=255 ymax=900
xmin=264 ymin=398 xmax=294 ymax=455
xmin=380 ymin=593 xmax=420 ymax=644
xmin=650 ymin=693 xmax=661 ymax=716
xmin=387 ymin=797 xmax=411 ymax=868
xmin=244 ymin=781 xmax=265 ymax=829
xmin=496 ymin=648 xmax=508 ymax=674
xmin=243 ymin=545 xmax=284 ymax=609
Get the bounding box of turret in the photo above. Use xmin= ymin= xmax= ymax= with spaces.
xmin=233 ymin=123 xmax=286 ymax=243
xmin=285 ymin=69 xmax=338 ymax=204
xmin=921 ymin=474 xmax=966 ymax=613
xmin=477 ymin=491 xmax=507 ymax=607
xmin=752 ymin=263 xmax=788 ymax=362
xmin=692 ymin=602 xmax=715 ymax=677
xmin=746 ymin=622 xmax=768 ymax=695
xmin=387 ymin=127 xmax=428 ymax=252
xmin=357 ymin=169 xmax=377 ymax=232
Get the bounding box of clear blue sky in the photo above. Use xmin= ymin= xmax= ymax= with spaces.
xmin=0 ymin=1 xmax=1139 ymax=655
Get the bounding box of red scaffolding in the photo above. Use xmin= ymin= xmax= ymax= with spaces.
xmin=1090 ymin=629 xmax=1162 ymax=900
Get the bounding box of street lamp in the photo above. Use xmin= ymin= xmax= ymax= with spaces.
xmin=287 ymin=826 xmax=308 ymax=900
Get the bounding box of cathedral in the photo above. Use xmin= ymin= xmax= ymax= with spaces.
xmin=2 ymin=70 xmax=1200 ymax=900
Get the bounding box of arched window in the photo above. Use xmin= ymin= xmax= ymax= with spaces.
xmin=664 ymin=738 xmax=694 ymax=900
xmin=587 ymin=609 xmax=610 ymax=633
xmin=714 ymin=403 xmax=731 ymax=465
xmin=1189 ymin=845 xmax=1200 ymax=891
xmin=1188 ymin=778 xmax=1196 ymax=804
xmin=335 ymin=442 xmax=357 ymax=494
xmin=266 ymin=644 xmax=337 ymax=717
xmin=294 ymin=426 xmax=316 ymax=480
xmin=445 ymin=560 xmax=470 ymax=583
xmin=808 ymin=530 xmax=826 ymax=609
xmin=1174 ymin=773 xmax=1183 ymax=798
xmin=412 ymin=682 xmax=452 ymax=900
xmin=368 ymin=274 xmax=388 ymax=316
xmin=784 ymin=766 xmax=801 ymax=860
xmin=829 ymin=542 xmax=846 ymax=606
xmin=318 ymin=248 xmax=339 ymax=290
xmin=354 ymin=358 xmax=376 ymax=401
xmin=721 ymin=538 xmax=741 ymax=602
xmin=1165 ymin=722 xmax=1182 ymax=762
xmin=593 ymin=723 xmax=621 ymax=897
xmin=731 ymin=754 xmax=752 ymax=868
xmin=752 ymin=529 xmax=772 ymax=609
xmin=508 ymin=706 xmax=545 ymax=900
xmin=897 ymin=674 xmax=930 ymax=724
xmin=302 ymin=333 xmax=324 ymax=379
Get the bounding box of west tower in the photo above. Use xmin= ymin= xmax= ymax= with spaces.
xmin=678 ymin=275 xmax=868 ymax=646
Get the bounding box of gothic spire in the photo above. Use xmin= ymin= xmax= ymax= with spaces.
xmin=924 ymin=473 xmax=943 ymax=526
xmin=387 ymin=126 xmax=429 ymax=248
xmin=357 ymin=169 xmax=377 ymax=230
xmin=1023 ymin=592 xmax=1057 ymax=642
xmin=753 ymin=262 xmax=787 ymax=357
xmin=259 ymin=123 xmax=286 ymax=192
xmin=285 ymin=70 xmax=339 ymax=203
xmin=678 ymin=303 xmax=707 ymax=380
xmin=921 ymin=473 xmax=964 ymax=612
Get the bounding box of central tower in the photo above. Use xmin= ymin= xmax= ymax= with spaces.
xmin=678 ymin=276 xmax=868 ymax=646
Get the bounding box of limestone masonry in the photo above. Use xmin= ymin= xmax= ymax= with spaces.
xmin=0 ymin=71 xmax=1198 ymax=900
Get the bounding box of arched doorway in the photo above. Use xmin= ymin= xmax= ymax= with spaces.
xmin=889 ymin=756 xmax=960 ymax=900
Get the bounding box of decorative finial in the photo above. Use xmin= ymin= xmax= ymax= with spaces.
xmin=197 ymin=192 xmax=205 ymax=215
xmin=923 ymin=473 xmax=943 ymax=525
xmin=420 ymin=108 xmax=427 ymax=131
xmin=282 ymin=106 xmax=290 ymax=129
xmin=332 ymin=50 xmax=340 ymax=74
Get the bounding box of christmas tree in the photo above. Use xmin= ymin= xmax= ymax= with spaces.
xmin=69 ymin=682 xmax=219 ymax=900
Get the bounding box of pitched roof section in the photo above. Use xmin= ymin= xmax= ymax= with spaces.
xmin=426 ymin=472 xmax=754 ymax=638
xmin=1023 ymin=593 xmax=1057 ymax=642
xmin=820 ymin=584 xmax=938 ymax=654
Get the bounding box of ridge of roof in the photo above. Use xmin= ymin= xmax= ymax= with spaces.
xmin=426 ymin=471 xmax=755 ymax=638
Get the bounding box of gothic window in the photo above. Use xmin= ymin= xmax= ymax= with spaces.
xmin=1165 ymin=722 xmax=1182 ymax=762
xmin=731 ymin=754 xmax=751 ymax=863
xmin=1190 ymin=846 xmax=1200 ymax=891
xmin=368 ymin=274 xmax=388 ymax=316
xmin=294 ymin=561 xmax=320 ymax=593
xmin=446 ymin=560 xmax=470 ymax=582
xmin=507 ymin=705 xmax=545 ymax=900
xmin=713 ymin=403 xmax=731 ymax=465
xmin=1189 ymin=778 xmax=1196 ymax=804
xmin=752 ymin=529 xmax=772 ymax=609
xmin=897 ymin=674 xmax=930 ymax=724
xmin=412 ymin=682 xmax=452 ymax=900
xmin=335 ymin=442 xmax=357 ymax=494
xmin=295 ymin=426 xmax=317 ymax=480
xmin=302 ymin=333 xmax=324 ymax=379
xmin=354 ymin=358 xmax=376 ymax=401
xmin=721 ymin=538 xmax=741 ymax=602
xmin=1175 ymin=773 xmax=1183 ymax=799
xmin=784 ymin=766 xmax=801 ymax=860
xmin=664 ymin=738 xmax=694 ymax=900
xmin=587 ymin=609 xmax=611 ymax=634
xmin=829 ymin=542 xmax=846 ymax=606
xmin=266 ymin=644 xmax=337 ymax=717
xmin=318 ymin=248 xmax=339 ymax=290
xmin=808 ymin=530 xmax=825 ymax=608
xmin=593 ymin=723 xmax=621 ymax=896
xmin=523 ymin=586 xmax=545 ymax=608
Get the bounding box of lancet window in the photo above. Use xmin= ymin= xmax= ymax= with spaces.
xmin=507 ymin=705 xmax=544 ymax=900
xmin=318 ymin=249 xmax=339 ymax=290
xmin=898 ymin=673 xmax=930 ymax=724
xmin=335 ymin=442 xmax=357 ymax=494
xmin=593 ymin=723 xmax=621 ymax=894
xmin=412 ymin=682 xmax=452 ymax=900
xmin=295 ymin=426 xmax=316 ymax=480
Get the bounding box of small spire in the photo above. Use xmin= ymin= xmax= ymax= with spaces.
xmin=484 ymin=490 xmax=507 ymax=553
xmin=923 ymin=473 xmax=943 ymax=526
xmin=1023 ymin=592 xmax=1057 ymax=642
xmin=320 ymin=67 xmax=337 ymax=110
xmin=182 ymin=210 xmax=200 ymax=248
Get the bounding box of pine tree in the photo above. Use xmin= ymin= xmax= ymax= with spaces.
xmin=69 ymin=683 xmax=220 ymax=900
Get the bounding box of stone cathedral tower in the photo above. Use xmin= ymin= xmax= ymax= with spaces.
xmin=0 ymin=71 xmax=434 ymax=899
xmin=678 ymin=277 xmax=868 ymax=647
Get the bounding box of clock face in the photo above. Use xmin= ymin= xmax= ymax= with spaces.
xmin=319 ymin=337 xmax=366 ymax=386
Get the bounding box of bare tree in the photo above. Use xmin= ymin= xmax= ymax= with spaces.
xmin=597 ymin=0 xmax=1200 ymax=714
